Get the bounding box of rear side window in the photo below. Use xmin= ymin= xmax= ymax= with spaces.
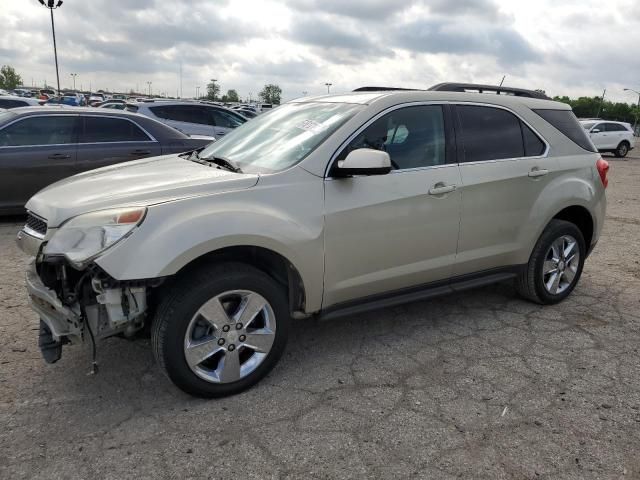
xmin=533 ymin=109 xmax=596 ymax=152
xmin=210 ymin=108 xmax=245 ymax=128
xmin=0 ymin=116 xmax=77 ymax=146
xmin=605 ymin=123 xmax=627 ymax=132
xmin=82 ymin=117 xmax=150 ymax=143
xmin=153 ymin=105 xmax=212 ymax=125
xmin=456 ymin=105 xmax=524 ymax=162
xmin=0 ymin=99 xmax=27 ymax=109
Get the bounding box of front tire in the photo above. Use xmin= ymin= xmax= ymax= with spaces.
xmin=516 ymin=219 xmax=586 ymax=304
xmin=151 ymin=262 xmax=290 ymax=398
xmin=615 ymin=141 xmax=630 ymax=158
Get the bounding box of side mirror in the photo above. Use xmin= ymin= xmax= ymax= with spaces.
xmin=591 ymin=129 xmax=600 ymax=133
xmin=333 ymin=148 xmax=392 ymax=177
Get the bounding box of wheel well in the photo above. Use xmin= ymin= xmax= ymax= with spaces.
xmin=174 ymin=246 xmax=306 ymax=315
xmin=553 ymin=206 xmax=594 ymax=247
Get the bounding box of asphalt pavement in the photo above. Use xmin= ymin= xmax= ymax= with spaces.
xmin=1 ymin=145 xmax=639 ymax=479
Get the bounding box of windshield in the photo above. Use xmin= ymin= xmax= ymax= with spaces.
xmin=199 ymin=102 xmax=363 ymax=173
xmin=582 ymin=122 xmax=595 ymax=130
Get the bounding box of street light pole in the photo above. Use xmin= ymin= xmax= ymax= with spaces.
xmin=324 ymin=82 xmax=332 ymax=94
xmin=624 ymin=88 xmax=640 ymax=135
xmin=70 ymin=73 xmax=77 ymax=90
xmin=39 ymin=0 xmax=64 ymax=97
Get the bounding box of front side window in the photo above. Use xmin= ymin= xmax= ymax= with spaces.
xmin=337 ymin=105 xmax=446 ymax=169
xmin=593 ymin=123 xmax=606 ymax=132
xmin=456 ymin=105 xmax=524 ymax=162
xmin=82 ymin=117 xmax=150 ymax=143
xmin=0 ymin=116 xmax=77 ymax=146
xmin=199 ymin=102 xmax=363 ymax=174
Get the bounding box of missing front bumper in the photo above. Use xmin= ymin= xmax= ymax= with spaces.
xmin=25 ymin=261 xmax=82 ymax=342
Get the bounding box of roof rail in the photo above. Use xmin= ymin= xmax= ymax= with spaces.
xmin=353 ymin=86 xmax=422 ymax=92
xmin=428 ymin=82 xmax=550 ymax=100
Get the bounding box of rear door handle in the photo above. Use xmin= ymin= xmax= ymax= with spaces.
xmin=528 ymin=168 xmax=549 ymax=178
xmin=428 ymin=183 xmax=457 ymax=195
xmin=47 ymin=153 xmax=70 ymax=159
xmin=130 ymin=150 xmax=151 ymax=155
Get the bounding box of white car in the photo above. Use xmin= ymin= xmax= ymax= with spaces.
xmin=128 ymin=100 xmax=247 ymax=138
xmin=0 ymin=95 xmax=41 ymax=109
xmin=581 ymin=120 xmax=635 ymax=158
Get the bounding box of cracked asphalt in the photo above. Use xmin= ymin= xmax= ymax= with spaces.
xmin=1 ymin=146 xmax=640 ymax=479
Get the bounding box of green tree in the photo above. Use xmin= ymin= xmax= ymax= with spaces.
xmin=259 ymin=84 xmax=282 ymax=105
xmin=0 ymin=65 xmax=23 ymax=90
xmin=206 ymin=79 xmax=220 ymax=101
xmin=225 ymin=89 xmax=240 ymax=102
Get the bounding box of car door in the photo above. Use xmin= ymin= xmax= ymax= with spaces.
xmin=0 ymin=114 xmax=78 ymax=210
xmin=323 ymin=104 xmax=462 ymax=307
xmin=588 ymin=122 xmax=611 ymax=149
xmin=76 ymin=115 xmax=161 ymax=171
xmin=452 ymin=104 xmax=555 ymax=276
xmin=208 ymin=107 xmax=247 ymax=138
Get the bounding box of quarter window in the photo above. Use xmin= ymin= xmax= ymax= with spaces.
xmin=337 ymin=105 xmax=446 ymax=170
xmin=82 ymin=117 xmax=150 ymax=143
xmin=0 ymin=116 xmax=77 ymax=146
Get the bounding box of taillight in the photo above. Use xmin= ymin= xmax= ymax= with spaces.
xmin=596 ymin=158 xmax=609 ymax=188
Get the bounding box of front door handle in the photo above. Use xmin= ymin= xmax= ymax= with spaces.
xmin=428 ymin=183 xmax=457 ymax=195
xmin=528 ymin=168 xmax=549 ymax=178
xmin=130 ymin=150 xmax=151 ymax=155
xmin=48 ymin=153 xmax=70 ymax=159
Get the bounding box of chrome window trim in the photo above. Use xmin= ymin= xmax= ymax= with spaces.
xmin=325 ymin=101 xmax=450 ymax=178
xmin=452 ymin=101 xmax=550 ymax=164
xmin=0 ymin=113 xmax=158 ymax=148
xmin=325 ymin=100 xmax=551 ymax=177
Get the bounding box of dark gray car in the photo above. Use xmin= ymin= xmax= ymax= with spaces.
xmin=0 ymin=106 xmax=213 ymax=214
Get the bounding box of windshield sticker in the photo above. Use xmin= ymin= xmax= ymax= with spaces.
xmin=295 ymin=119 xmax=324 ymax=133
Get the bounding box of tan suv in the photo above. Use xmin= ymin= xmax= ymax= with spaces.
xmin=17 ymin=83 xmax=609 ymax=397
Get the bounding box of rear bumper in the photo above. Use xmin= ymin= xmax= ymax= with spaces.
xmin=25 ymin=262 xmax=81 ymax=341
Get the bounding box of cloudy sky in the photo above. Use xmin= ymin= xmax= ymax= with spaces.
xmin=1 ymin=0 xmax=639 ymax=103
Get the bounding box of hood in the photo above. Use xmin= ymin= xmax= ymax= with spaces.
xmin=26 ymin=154 xmax=258 ymax=227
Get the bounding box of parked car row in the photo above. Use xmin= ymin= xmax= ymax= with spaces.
xmin=126 ymin=100 xmax=248 ymax=137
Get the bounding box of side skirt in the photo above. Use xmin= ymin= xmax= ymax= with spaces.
xmin=318 ymin=266 xmax=524 ymax=321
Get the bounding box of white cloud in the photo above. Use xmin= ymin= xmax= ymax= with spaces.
xmin=0 ymin=0 xmax=638 ymax=103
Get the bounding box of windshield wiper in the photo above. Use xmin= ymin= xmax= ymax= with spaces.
xmin=201 ymin=155 xmax=243 ymax=173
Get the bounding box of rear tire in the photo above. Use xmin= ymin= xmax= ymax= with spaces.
xmin=516 ymin=219 xmax=586 ymax=304
xmin=614 ymin=141 xmax=630 ymax=158
xmin=151 ymin=262 xmax=290 ymax=398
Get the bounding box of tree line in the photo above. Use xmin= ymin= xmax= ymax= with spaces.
xmin=553 ymin=95 xmax=639 ymax=124
xmin=205 ymin=79 xmax=282 ymax=105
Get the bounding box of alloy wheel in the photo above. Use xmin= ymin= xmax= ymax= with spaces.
xmin=183 ymin=290 xmax=276 ymax=384
xmin=542 ymin=235 xmax=580 ymax=295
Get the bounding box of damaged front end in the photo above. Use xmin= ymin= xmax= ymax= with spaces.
xmin=17 ymin=208 xmax=156 ymax=366
xmin=26 ymin=258 xmax=154 ymax=364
